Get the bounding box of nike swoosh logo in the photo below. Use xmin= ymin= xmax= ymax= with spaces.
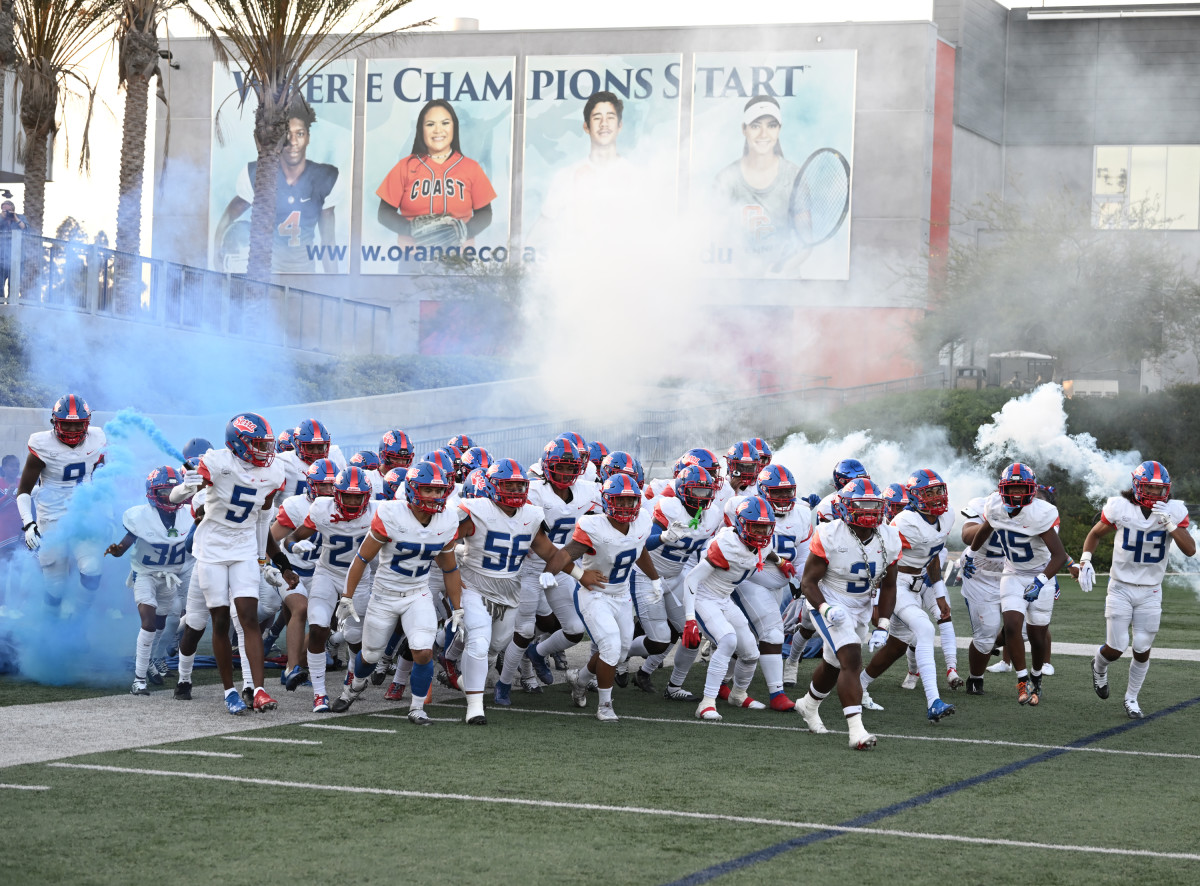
xmin=300 ymin=198 xmax=311 ymax=203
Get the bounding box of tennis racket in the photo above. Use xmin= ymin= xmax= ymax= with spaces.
xmin=790 ymin=147 xmax=851 ymax=247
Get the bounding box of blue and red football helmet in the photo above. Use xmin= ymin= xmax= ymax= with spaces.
xmin=305 ymin=458 xmax=339 ymax=502
xmin=51 ymin=393 xmax=91 ymax=446
xmin=226 ymin=412 xmax=275 ymax=467
xmin=542 ymin=437 xmax=584 ymax=489
xmin=601 ymin=473 xmax=643 ymax=524
xmin=906 ymin=469 xmax=949 ymax=516
xmin=835 ymin=478 xmax=888 ymax=529
xmin=674 ymin=464 xmax=716 ymax=512
xmin=833 ymin=458 xmax=869 ymax=490
xmin=600 ymin=451 xmax=645 ymax=488
xmin=294 ymin=419 xmax=331 ymax=465
xmin=486 ymin=459 xmax=531 ymax=509
xmin=146 ymin=466 xmax=183 ymax=513
xmin=275 ymin=428 xmax=295 ymax=453
xmin=725 ymin=441 xmax=760 ymax=486
xmin=182 ymin=437 xmax=212 ymax=471
xmin=379 ymin=429 xmax=414 ymax=474
xmin=733 ymin=495 xmax=776 ymax=550
xmin=756 ymin=464 xmax=797 ymax=515
xmin=1132 ymin=460 xmax=1171 ymax=507
xmin=333 ymin=467 xmax=372 ymax=520
xmin=882 ymin=482 xmax=909 ymax=519
xmin=998 ymin=463 xmax=1037 ymax=512
xmin=349 ymin=450 xmax=380 ymax=472
xmin=405 ymin=461 xmax=453 ymax=514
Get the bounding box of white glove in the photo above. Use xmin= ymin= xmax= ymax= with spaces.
xmin=869 ymin=628 xmax=888 ymax=652
xmin=1078 ymin=559 xmax=1096 ymax=593
xmin=336 ymin=596 xmax=360 ymax=625
xmin=289 ymin=538 xmax=316 ymax=555
xmin=450 ymin=607 xmax=465 ymax=632
xmin=1150 ymin=502 xmax=1179 ymax=533
xmin=781 ymin=598 xmax=804 ymax=633
xmin=538 ymin=571 xmax=558 ymax=590
xmin=163 ymin=573 xmax=183 ymax=593
xmin=647 ymin=578 xmax=664 ymax=605
xmin=261 ymin=564 xmax=285 ymax=588
xmin=23 ymin=521 xmax=40 ymax=551
xmin=660 ymin=525 xmax=684 ymax=546
xmin=820 ymin=603 xmax=847 ymax=627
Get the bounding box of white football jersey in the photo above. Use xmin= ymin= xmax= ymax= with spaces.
xmin=459 ymin=498 xmax=546 ymax=605
xmin=27 ymin=427 xmax=107 ymax=521
xmin=1101 ymin=495 xmax=1190 ymax=586
xmin=961 ymin=496 xmax=1006 ymax=574
xmin=369 ymin=500 xmax=459 ymax=598
xmin=122 ymin=503 xmax=191 ymax=574
xmin=981 ymin=493 xmax=1059 ymax=574
xmin=305 ymin=496 xmax=378 ymax=582
xmin=891 ymin=509 xmax=954 ymax=571
xmin=520 ymin=478 xmax=597 ymax=575
xmin=647 ymin=495 xmax=724 ymax=579
xmin=814 ymin=491 xmax=840 ymax=524
xmin=277 ymin=445 xmax=350 ymax=498
xmin=692 ymin=526 xmax=764 ymax=600
xmin=643 ymin=478 xmax=674 ymax=501
xmin=573 ymin=509 xmax=653 ymax=596
xmin=809 ymin=520 xmax=902 ymax=598
xmin=275 ymin=493 xmax=322 ymax=576
xmin=192 ymin=447 xmax=286 ymax=562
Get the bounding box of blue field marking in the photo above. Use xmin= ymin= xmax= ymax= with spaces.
xmin=663 ymin=693 xmax=1200 ymax=886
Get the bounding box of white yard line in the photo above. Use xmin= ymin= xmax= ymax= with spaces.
xmin=135 ymin=749 xmax=242 ymax=759
xmin=954 ymin=638 xmax=1200 ymax=662
xmin=301 ymin=723 xmax=395 ymax=734
xmin=44 ymin=763 xmax=1200 ymax=864
xmin=0 ymin=783 xmax=49 ymax=791
xmin=221 ymin=736 xmax=322 ymax=746
xmin=422 ymin=703 xmax=1200 ymax=760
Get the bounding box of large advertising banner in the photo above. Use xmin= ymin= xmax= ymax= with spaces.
xmin=690 ymin=51 xmax=856 ymax=280
xmin=360 ymin=57 xmax=515 ymax=275
xmin=208 ymin=61 xmax=355 ymax=274
xmin=521 ymin=54 xmax=682 ymax=261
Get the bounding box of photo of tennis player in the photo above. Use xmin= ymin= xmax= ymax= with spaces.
xmin=213 ymin=106 xmax=346 ymax=274
xmin=375 ymin=99 xmax=498 ymax=251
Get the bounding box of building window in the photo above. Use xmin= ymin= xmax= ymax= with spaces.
xmin=1093 ymin=145 xmax=1200 ymax=230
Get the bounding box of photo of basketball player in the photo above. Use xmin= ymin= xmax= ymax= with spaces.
xmin=714 ymin=95 xmax=803 ymax=271
xmin=375 ymin=99 xmax=497 ymax=250
xmin=212 ymin=106 xmax=346 ymax=274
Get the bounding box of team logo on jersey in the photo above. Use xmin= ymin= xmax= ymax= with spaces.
xmin=232 ymin=416 xmax=258 ymax=434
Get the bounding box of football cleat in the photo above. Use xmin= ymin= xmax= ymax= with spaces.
xmin=850 ymin=732 xmax=878 ymax=751
xmin=695 ymin=701 xmax=722 ymax=721
xmin=795 ymin=695 xmax=829 ymax=734
xmin=466 ymin=712 xmax=488 ymax=726
xmin=632 ymin=668 xmax=655 ymax=693
xmin=330 ymin=680 xmax=366 ymax=713
xmin=987 ymin=660 xmax=1013 ymax=674
xmin=525 ymin=644 xmax=554 ymax=685
xmin=728 ymin=690 xmax=766 ymax=710
xmin=224 ymin=690 xmax=248 ymax=715
xmin=663 ymin=683 xmax=697 ymax=702
xmin=1017 ymin=678 xmax=1031 ymax=705
xmin=769 ymin=693 xmax=796 ymax=712
xmin=384 ymin=682 xmax=406 ymax=702
xmin=253 ymin=688 xmax=278 ymax=712
xmin=407 ymin=709 xmax=433 ymax=726
xmin=587 ymin=675 xmax=598 ymax=692
xmin=312 ymin=694 xmax=330 ymax=713
xmin=946 ymin=668 xmax=964 ymax=691
xmin=567 ymin=670 xmax=589 ymax=708
xmin=782 ymin=659 xmax=799 ymax=687
xmin=1041 ymin=662 xmax=1056 ymax=676
xmin=146 ymin=666 xmax=163 ymax=687
xmin=900 ymin=671 xmax=920 ymax=690
xmin=371 ymin=654 xmax=395 ymax=686
xmin=494 ymin=681 xmax=512 ymax=707
xmin=861 ymin=689 xmax=884 ymax=711
xmin=173 ymin=680 xmax=192 ymax=701
xmin=437 ymin=658 xmax=462 ymax=691
xmin=965 ymin=677 xmax=985 ymax=695
xmin=614 ymin=664 xmax=629 ymax=688
xmin=520 ymin=676 xmax=543 ymax=694
xmin=130 ymin=679 xmax=150 ymax=696
xmin=927 ymin=698 xmax=956 ymax=722
xmin=284 ymin=666 xmax=308 ymax=692
xmin=1124 ymin=698 xmax=1144 ymax=719
xmin=551 ymin=650 xmax=569 ymax=671
xmin=1092 ymin=660 xmax=1110 ymax=699
xmin=596 ymin=702 xmax=619 ymax=722
xmin=1028 ymin=674 xmax=1042 ymax=707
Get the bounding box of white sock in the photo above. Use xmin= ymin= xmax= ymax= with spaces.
xmin=759 ymin=651 xmax=784 ymax=695
xmin=906 ymin=647 xmax=919 ymax=675
xmin=232 ymin=615 xmax=252 ymax=688
xmin=536 ymin=630 xmax=576 ymax=658
xmin=669 ymin=643 xmax=700 ymax=686
xmin=499 ymin=639 xmax=525 ymax=685
xmin=178 ymin=652 xmax=195 ymax=683
xmin=1094 ymin=648 xmax=1110 ymax=674
xmin=860 ymin=671 xmax=875 ymax=690
xmin=461 ymin=653 xmax=488 ymax=694
xmin=916 ymin=638 xmax=939 ymax=706
xmin=732 ymin=657 xmax=757 ymax=693
xmin=134 ymin=629 xmax=154 ymax=680
xmin=627 ymin=636 xmax=649 ymax=660
xmin=308 ymin=650 xmax=327 ymax=697
xmin=598 ymin=686 xmax=612 ymax=706
xmin=1126 ymin=658 xmax=1150 ymax=700
xmin=704 ymin=641 xmax=734 ymax=699
xmin=939 ymin=620 xmax=958 ymax=671
xmin=845 ymin=711 xmax=868 ymax=740
xmin=465 ymin=693 xmax=484 ymax=720
xmin=409 ymin=693 xmax=425 ymax=712
xmin=393 ymin=657 xmax=413 ymax=687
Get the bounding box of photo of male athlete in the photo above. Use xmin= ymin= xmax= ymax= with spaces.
xmin=213 ymin=106 xmax=345 ymax=274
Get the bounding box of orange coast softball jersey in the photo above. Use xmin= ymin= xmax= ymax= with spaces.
xmin=376 ymin=153 xmax=497 ymax=220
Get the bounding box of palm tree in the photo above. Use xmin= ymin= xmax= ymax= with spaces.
xmin=13 ymin=0 xmax=117 ymax=236
xmin=187 ymin=0 xmax=427 ymax=283
xmin=115 ymin=0 xmax=175 ymax=256
xmin=0 ymin=1 xmax=15 ymax=146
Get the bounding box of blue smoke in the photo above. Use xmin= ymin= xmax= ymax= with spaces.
xmin=0 ymin=411 xmax=191 ymax=686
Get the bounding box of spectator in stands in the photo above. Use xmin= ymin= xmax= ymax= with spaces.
xmin=0 ymin=200 xmax=29 ymax=303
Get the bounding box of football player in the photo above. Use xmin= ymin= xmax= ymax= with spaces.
xmin=378 ymin=429 xmax=415 ymax=495
xmin=544 ymin=473 xmax=659 ymax=721
xmin=16 ymin=394 xmax=107 ymax=609
xmin=283 ymin=466 xmax=377 ymax=713
xmin=957 ymin=493 xmax=1008 ymax=695
xmin=330 ymin=460 xmax=462 ymax=723
xmin=168 ymin=413 xmax=289 ymax=715
xmin=712 ymin=440 xmax=760 ymax=512
xmin=628 ymin=463 xmax=723 ymax=700
xmin=105 ymin=466 xmax=193 ymax=694
xmin=685 ymin=495 xmax=776 ymax=720
xmin=795 ymin=479 xmax=901 ymax=750
xmin=860 ymin=470 xmax=957 ymax=722
xmin=959 ymin=464 xmax=1068 ymax=707
xmin=723 ymin=464 xmax=814 ymax=711
xmin=277 ymin=419 xmax=347 ymax=499
xmin=813 ymin=458 xmax=870 ymax=524
xmin=501 ymin=439 xmax=594 ymax=695
xmin=1079 ymin=461 xmax=1195 ymax=719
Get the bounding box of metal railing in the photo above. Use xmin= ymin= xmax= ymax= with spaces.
xmin=0 ymin=233 xmax=393 ymax=356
